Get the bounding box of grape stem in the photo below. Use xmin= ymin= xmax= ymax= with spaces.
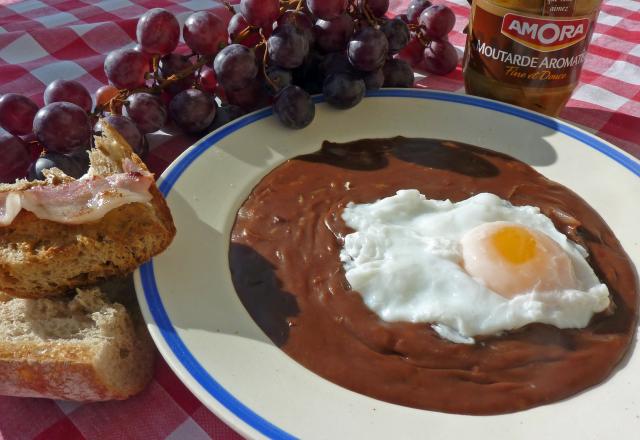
xmin=257 ymin=29 xmax=279 ymax=92
xmin=233 ymin=25 xmax=257 ymax=44
xmin=360 ymin=2 xmax=379 ymax=27
xmin=222 ymin=1 xmax=235 ymax=13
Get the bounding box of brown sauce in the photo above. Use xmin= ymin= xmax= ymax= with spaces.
xmin=229 ymin=137 xmax=638 ymax=415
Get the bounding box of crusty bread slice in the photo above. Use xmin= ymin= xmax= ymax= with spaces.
xmin=0 ymin=279 xmax=154 ymax=401
xmin=0 ymin=123 xmax=176 ymax=299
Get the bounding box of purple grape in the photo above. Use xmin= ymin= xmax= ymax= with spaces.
xmin=323 ymin=73 xmax=365 ymax=109
xmin=383 ymin=58 xmax=414 ymax=87
xmin=357 ymin=0 xmax=389 ymax=17
xmin=213 ymin=44 xmax=258 ymax=91
xmin=158 ymin=53 xmax=194 ymax=95
xmin=43 ymin=80 xmax=92 ymax=112
xmin=348 ymin=27 xmax=389 ymax=72
xmin=226 ymin=80 xmax=270 ymax=112
xmin=183 ymin=11 xmax=227 ymax=56
xmin=419 ymin=5 xmax=456 ymax=39
xmin=0 ymin=94 xmax=38 ymax=136
xmin=136 ymin=8 xmax=180 ymax=55
xmin=266 ymin=66 xmax=293 ymax=94
xmin=423 ymin=39 xmax=458 ymax=75
xmin=0 ymin=133 xmax=30 ymax=183
xmin=273 ymin=85 xmax=315 ymax=129
xmin=407 ymin=0 xmax=432 ymax=24
xmin=314 ymin=14 xmax=354 ymax=53
xmin=321 ymin=52 xmax=356 ymax=75
xmin=123 ymin=93 xmax=167 ymax=134
xmin=277 ymin=10 xmax=315 ymax=44
xmin=307 ymin=0 xmax=348 ymax=20
xmin=94 ymin=114 xmax=144 ymax=155
xmin=209 ymin=104 xmax=244 ymax=131
xmin=291 ymin=51 xmax=324 ymax=95
xmin=268 ymin=24 xmax=310 ymax=69
xmin=169 ymin=89 xmax=217 ymax=134
xmin=28 ymin=151 xmax=89 ymax=181
xmin=363 ymin=68 xmax=384 ymax=90
xmin=104 ymin=48 xmax=149 ymax=89
xmin=33 ymin=102 xmax=91 ymax=154
xmin=381 ymin=18 xmax=411 ymax=54
xmin=240 ymin=0 xmax=280 ymax=29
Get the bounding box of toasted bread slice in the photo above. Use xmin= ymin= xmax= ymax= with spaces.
xmin=0 ymin=279 xmax=154 ymax=401
xmin=0 ymin=123 xmax=176 ymax=299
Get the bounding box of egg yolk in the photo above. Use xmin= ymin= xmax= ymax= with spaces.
xmin=491 ymin=226 xmax=537 ymax=264
xmin=460 ymin=222 xmax=578 ymax=298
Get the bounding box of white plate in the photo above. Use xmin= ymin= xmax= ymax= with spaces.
xmin=134 ymin=90 xmax=640 ymax=440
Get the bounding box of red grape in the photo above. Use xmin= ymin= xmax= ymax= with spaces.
xmin=0 ymin=94 xmax=38 ymax=136
xmin=104 ymin=48 xmax=149 ymax=89
xmin=213 ymin=44 xmax=258 ymax=91
xmin=273 ymin=85 xmax=315 ymax=129
xmin=323 ymin=73 xmax=365 ymax=109
xmin=199 ymin=67 xmax=218 ymax=93
xmin=307 ymin=0 xmax=348 ymax=20
xmin=406 ymin=0 xmax=432 ymax=24
xmin=347 ymin=27 xmax=389 ymax=72
xmin=95 ymin=85 xmax=119 ymax=107
xmin=314 ymin=14 xmax=354 ymax=53
xmin=183 ymin=11 xmax=227 ymax=56
xmin=381 ymin=17 xmax=410 ymax=54
xmin=239 ymin=0 xmax=280 ymax=29
xmin=33 ymin=102 xmax=91 ymax=154
xmin=419 ymin=5 xmax=456 ymax=39
xmin=357 ymin=0 xmax=389 ymax=17
xmin=44 ymin=79 xmax=92 ymax=112
xmin=136 ymin=8 xmax=180 ymax=55
xmin=0 ymin=133 xmax=30 ymax=183
xmin=95 ymin=114 xmax=144 ymax=155
xmin=122 ymin=93 xmax=167 ymax=134
xmin=423 ymin=39 xmax=458 ymax=75
xmin=169 ymin=89 xmax=217 ymax=134
xmin=268 ymin=24 xmax=310 ymax=69
xmin=158 ymin=53 xmax=194 ymax=95
xmin=228 ymin=13 xmax=261 ymax=47
xmin=383 ymin=58 xmax=414 ymax=87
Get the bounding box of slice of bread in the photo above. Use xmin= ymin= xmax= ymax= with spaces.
xmin=0 ymin=123 xmax=176 ymax=299
xmin=0 ymin=279 xmax=154 ymax=401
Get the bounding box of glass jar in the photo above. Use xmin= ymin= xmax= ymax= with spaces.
xmin=462 ymin=0 xmax=602 ymax=116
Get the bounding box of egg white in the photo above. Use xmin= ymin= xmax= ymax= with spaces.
xmin=340 ymin=190 xmax=610 ymax=344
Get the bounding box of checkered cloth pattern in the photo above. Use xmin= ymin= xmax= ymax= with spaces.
xmin=0 ymin=0 xmax=638 ymax=439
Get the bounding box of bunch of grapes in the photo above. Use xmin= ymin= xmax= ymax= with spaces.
xmin=0 ymin=0 xmax=458 ymax=184
xmin=398 ymin=0 xmax=459 ymax=75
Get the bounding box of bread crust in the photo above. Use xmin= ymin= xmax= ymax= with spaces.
xmin=0 ymin=285 xmax=155 ymax=401
xmin=0 ymin=124 xmax=176 ymax=298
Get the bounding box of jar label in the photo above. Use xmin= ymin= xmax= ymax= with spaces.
xmin=467 ymin=2 xmax=596 ymax=87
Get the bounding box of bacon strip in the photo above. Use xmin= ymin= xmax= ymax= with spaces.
xmin=0 ymin=171 xmax=154 ymax=226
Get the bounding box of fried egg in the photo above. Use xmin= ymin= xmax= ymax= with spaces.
xmin=340 ymin=190 xmax=610 ymax=344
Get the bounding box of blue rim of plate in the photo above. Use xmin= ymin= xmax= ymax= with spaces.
xmin=138 ymin=89 xmax=640 ymax=440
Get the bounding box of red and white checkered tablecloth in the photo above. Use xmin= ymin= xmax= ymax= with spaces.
xmin=0 ymin=0 xmax=638 ymax=439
